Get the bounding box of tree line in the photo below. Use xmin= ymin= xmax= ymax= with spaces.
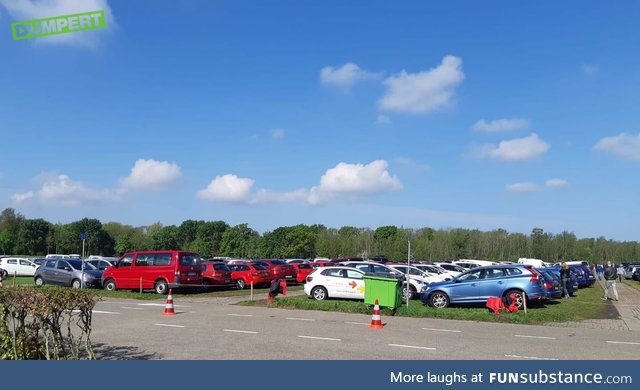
xmin=1 ymin=208 xmax=639 ymax=263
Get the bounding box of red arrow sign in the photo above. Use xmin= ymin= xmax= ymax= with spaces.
xmin=349 ymin=281 xmax=357 ymax=288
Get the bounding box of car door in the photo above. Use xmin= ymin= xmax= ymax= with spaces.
xmin=448 ymin=269 xmax=484 ymax=302
xmin=3 ymin=259 xmax=18 ymax=276
xmin=475 ymin=268 xmax=507 ymax=300
xmin=344 ymin=269 xmax=365 ymax=299
xmin=40 ymin=260 xmax=59 ymax=284
xmin=322 ymin=268 xmax=348 ymax=298
xmin=55 ymin=260 xmax=73 ymax=286
xmin=19 ymin=259 xmax=37 ymax=276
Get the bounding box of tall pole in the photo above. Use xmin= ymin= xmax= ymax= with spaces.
xmin=407 ymin=234 xmax=411 ymax=309
xmin=81 ymin=238 xmax=85 ymax=289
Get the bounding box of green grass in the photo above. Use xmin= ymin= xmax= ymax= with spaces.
xmin=1 ymin=276 xmax=302 ymax=300
xmin=241 ymin=283 xmax=608 ymax=325
xmin=622 ymin=279 xmax=640 ymax=291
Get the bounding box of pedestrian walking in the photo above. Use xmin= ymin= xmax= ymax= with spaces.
xmin=560 ymin=262 xmax=571 ymax=298
xmin=617 ymin=264 xmax=625 ymax=282
xmin=596 ymin=264 xmax=604 ymax=280
xmin=602 ymin=261 xmax=619 ymax=301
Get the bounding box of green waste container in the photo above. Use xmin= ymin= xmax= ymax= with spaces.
xmin=364 ymin=274 xmax=403 ymax=309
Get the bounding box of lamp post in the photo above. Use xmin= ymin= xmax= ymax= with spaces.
xmin=79 ymin=232 xmax=88 ymax=288
xmin=407 ymin=230 xmax=412 ymax=309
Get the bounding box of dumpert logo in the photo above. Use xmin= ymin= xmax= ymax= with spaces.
xmin=11 ymin=10 xmax=106 ymax=41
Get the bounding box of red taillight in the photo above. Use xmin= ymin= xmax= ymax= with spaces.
xmin=306 ymin=276 xmax=313 ymax=283
xmin=527 ymin=269 xmax=538 ymax=282
xmin=544 ymin=282 xmax=554 ymax=289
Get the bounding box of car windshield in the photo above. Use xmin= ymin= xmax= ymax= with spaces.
xmin=69 ymin=260 xmax=97 ymax=270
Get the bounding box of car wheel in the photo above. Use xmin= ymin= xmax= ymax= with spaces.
xmin=236 ymin=279 xmax=246 ymax=290
xmin=430 ymin=291 xmax=449 ymax=308
xmin=1 ymin=270 xmax=7 ymax=278
xmin=311 ymin=286 xmax=328 ymax=301
xmin=104 ymin=279 xmax=117 ymax=291
xmin=154 ymin=280 xmax=168 ymax=294
xmin=505 ymin=289 xmax=524 ymax=309
xmin=71 ymin=279 xmax=82 ymax=289
xmin=34 ymin=276 xmax=44 ymax=286
xmin=402 ymin=284 xmax=416 ymax=301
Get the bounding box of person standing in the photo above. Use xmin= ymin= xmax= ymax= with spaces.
xmin=560 ymin=262 xmax=571 ymax=298
xmin=596 ymin=264 xmax=604 ymax=280
xmin=617 ymin=264 xmax=625 ymax=282
xmin=602 ymin=261 xmax=619 ymax=301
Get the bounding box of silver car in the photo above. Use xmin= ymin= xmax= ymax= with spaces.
xmin=34 ymin=259 xmax=103 ymax=288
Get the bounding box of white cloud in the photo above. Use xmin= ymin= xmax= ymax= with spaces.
xmin=0 ymin=0 xmax=114 ymax=48
xmin=379 ymin=55 xmax=464 ymax=114
xmin=308 ymin=160 xmax=402 ymax=205
xmin=197 ymin=174 xmax=255 ymax=202
xmin=12 ymin=174 xmax=121 ymax=206
xmin=270 ymin=128 xmax=285 ymax=139
xmin=121 ymin=159 xmax=182 ymax=191
xmin=376 ymin=115 xmax=391 ymax=125
xmin=320 ymin=62 xmax=379 ymax=90
xmin=506 ymin=182 xmax=539 ymax=193
xmin=474 ymin=133 xmax=550 ymax=161
xmin=594 ymin=132 xmax=640 ymax=160
xmin=545 ymin=178 xmax=569 ymax=189
xmin=472 ymin=118 xmax=530 ymax=133
xmin=582 ymin=65 xmax=599 ymax=76
xmin=11 ymin=191 xmax=33 ymax=202
xmin=198 ymin=160 xmax=402 ymax=205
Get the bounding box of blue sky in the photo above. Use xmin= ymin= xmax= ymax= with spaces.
xmin=0 ymin=0 xmax=638 ymax=240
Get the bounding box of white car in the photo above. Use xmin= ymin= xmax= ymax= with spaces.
xmin=388 ymin=264 xmax=447 ymax=284
xmin=413 ymin=264 xmax=454 ymax=280
xmin=0 ymin=258 xmax=39 ymax=276
xmin=339 ymin=261 xmax=426 ymax=300
xmin=433 ymin=262 xmax=466 ymax=277
xmin=304 ymin=266 xmax=366 ymax=301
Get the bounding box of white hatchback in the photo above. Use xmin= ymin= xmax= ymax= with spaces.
xmin=0 ymin=258 xmax=39 ymax=276
xmin=304 ymin=266 xmax=366 ymax=301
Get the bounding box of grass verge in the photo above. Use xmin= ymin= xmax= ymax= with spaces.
xmin=241 ymin=283 xmax=609 ymax=325
xmin=622 ymin=279 xmax=640 ymax=292
xmin=2 ymin=276 xmax=302 ymax=300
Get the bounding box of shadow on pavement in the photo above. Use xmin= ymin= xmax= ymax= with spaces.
xmin=93 ymin=343 xmax=161 ymax=360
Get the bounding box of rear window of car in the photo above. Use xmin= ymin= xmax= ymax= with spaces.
xmin=298 ymin=264 xmax=311 ymax=269
xmin=252 ymin=263 xmax=268 ymax=270
xmin=179 ymin=254 xmax=201 ymax=266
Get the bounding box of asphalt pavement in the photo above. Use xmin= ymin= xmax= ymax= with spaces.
xmin=90 ymin=293 xmax=640 ymax=360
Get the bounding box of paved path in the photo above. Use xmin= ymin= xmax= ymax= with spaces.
xmin=545 ymin=279 xmax=640 ymax=331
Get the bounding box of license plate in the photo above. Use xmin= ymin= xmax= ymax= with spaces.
xmin=225 ymin=279 xmax=231 ymax=283
xmin=285 ymin=275 xmax=293 ymax=279
xmin=188 ymin=272 xmax=196 ymax=276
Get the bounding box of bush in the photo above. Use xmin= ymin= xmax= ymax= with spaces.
xmin=0 ymin=286 xmax=96 ymax=360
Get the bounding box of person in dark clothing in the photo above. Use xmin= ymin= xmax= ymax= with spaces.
xmin=602 ymin=261 xmax=619 ymax=301
xmin=560 ymin=262 xmax=571 ymax=299
xmin=596 ymin=264 xmax=604 ymax=280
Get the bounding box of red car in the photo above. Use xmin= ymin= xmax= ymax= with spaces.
xmin=202 ymin=262 xmax=234 ymax=288
xmin=228 ymin=262 xmax=271 ymax=289
xmin=254 ymin=260 xmax=296 ymax=282
xmin=291 ymin=263 xmax=314 ymax=283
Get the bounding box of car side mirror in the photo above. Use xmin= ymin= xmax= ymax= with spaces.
xmin=64 ymin=266 xmax=71 ymax=271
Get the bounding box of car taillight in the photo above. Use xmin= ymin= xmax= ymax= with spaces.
xmin=528 ymin=269 xmax=538 ymax=283
xmin=306 ymin=276 xmax=313 ymax=283
xmin=544 ymin=282 xmax=554 ymax=289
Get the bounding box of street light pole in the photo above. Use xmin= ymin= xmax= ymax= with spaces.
xmin=407 ymin=231 xmax=412 ymax=309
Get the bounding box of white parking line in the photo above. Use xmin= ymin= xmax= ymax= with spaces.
xmin=154 ymin=324 xmax=185 ymax=328
xmin=138 ymin=303 xmax=190 ymax=308
xmin=514 ymin=334 xmax=556 ymax=340
xmin=389 ymin=344 xmax=436 ymax=351
xmin=298 ymin=335 xmax=341 ymax=341
xmin=505 ymin=354 xmax=558 ymax=360
xmin=286 ymin=317 xmax=315 ymax=322
xmin=422 ymin=328 xmax=461 ymax=333
xmin=92 ymin=310 xmax=119 ymax=314
xmin=345 ymin=321 xmax=370 ymax=325
xmin=120 ymin=307 xmax=144 ymax=310
xmin=223 ymin=329 xmax=259 ymax=334
xmin=227 ymin=314 xmax=253 ymax=317
xmin=606 ymin=341 xmax=640 ymax=345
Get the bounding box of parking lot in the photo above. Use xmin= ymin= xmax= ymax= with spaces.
xmin=90 ymin=291 xmax=640 ymax=360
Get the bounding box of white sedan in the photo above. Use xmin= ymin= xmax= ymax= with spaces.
xmin=0 ymin=258 xmax=39 ymax=276
xmin=304 ymin=266 xmax=366 ymax=301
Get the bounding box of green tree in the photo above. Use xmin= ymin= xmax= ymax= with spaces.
xmin=219 ymin=224 xmax=260 ymax=258
xmin=150 ymin=226 xmax=179 ymax=250
xmin=114 ymin=235 xmax=134 ymax=255
xmin=15 ymin=219 xmax=51 ymax=255
xmin=0 ymin=208 xmax=24 ymax=254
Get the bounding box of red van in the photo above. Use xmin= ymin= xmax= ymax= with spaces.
xmin=102 ymin=251 xmax=203 ymax=294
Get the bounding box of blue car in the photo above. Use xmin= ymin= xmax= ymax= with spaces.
xmin=564 ymin=263 xmax=595 ymax=288
xmin=420 ymin=264 xmax=547 ymax=309
xmin=539 ymin=267 xmax=579 ymax=297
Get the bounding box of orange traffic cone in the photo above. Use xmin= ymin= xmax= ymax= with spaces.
xmin=163 ymin=289 xmax=176 ymax=316
xmin=369 ymin=298 xmax=384 ymax=328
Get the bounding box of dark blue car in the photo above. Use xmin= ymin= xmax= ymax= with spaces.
xmin=538 ymin=267 xmax=578 ymax=297
xmin=420 ymin=264 xmax=547 ymax=309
